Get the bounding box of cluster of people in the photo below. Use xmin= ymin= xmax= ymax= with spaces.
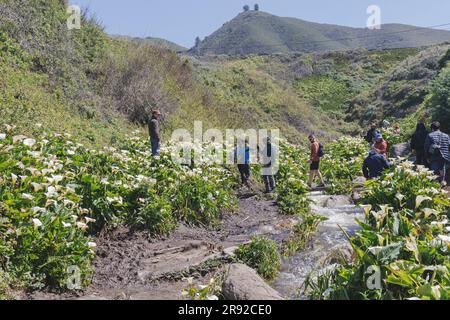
xmin=363 ymin=121 xmax=450 ymax=185
xmin=148 ymin=110 xmax=449 ymax=193
xmin=234 ymin=137 xmax=277 ymax=194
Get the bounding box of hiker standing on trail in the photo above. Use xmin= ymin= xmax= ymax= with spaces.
xmin=424 ymin=122 xmax=450 ymax=185
xmin=362 ymin=148 xmax=391 ymax=180
xmin=235 ymin=139 xmax=252 ymax=188
xmin=307 ymin=134 xmax=325 ymax=188
xmin=373 ymin=133 xmax=388 ymax=159
xmin=148 ymin=109 xmax=161 ymax=156
xmin=410 ymin=122 xmax=429 ymax=166
xmin=260 ymin=137 xmax=277 ymax=194
xmin=364 ymin=122 xmax=380 ymax=145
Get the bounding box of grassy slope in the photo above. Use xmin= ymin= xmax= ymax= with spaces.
xmin=347 ymin=44 xmax=450 ymax=130
xmin=192 ymin=11 xmax=450 ymax=55
xmin=1 ymin=0 xmax=448 ymax=148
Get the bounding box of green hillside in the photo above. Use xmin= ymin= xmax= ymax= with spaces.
xmin=190 ymin=11 xmax=450 ymax=56
xmin=111 ymin=35 xmax=187 ymax=52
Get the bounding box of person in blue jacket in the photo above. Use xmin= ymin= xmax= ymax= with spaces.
xmin=363 ymin=149 xmax=391 ymax=180
xmin=235 ymin=139 xmax=252 ymax=187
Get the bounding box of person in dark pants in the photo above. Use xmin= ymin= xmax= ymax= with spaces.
xmin=410 ymin=122 xmax=429 ymax=166
xmin=363 ymin=149 xmax=391 ymax=180
xmin=424 ymin=122 xmax=450 ymax=185
xmin=364 ymin=122 xmax=380 ymax=145
xmin=148 ymin=110 xmax=161 ymax=156
xmin=260 ymin=137 xmax=277 ymax=194
xmin=235 ymin=140 xmax=251 ymax=188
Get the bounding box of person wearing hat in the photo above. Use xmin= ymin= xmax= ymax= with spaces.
xmin=373 ymin=133 xmax=388 ymax=159
xmin=148 ymin=109 xmax=162 ymax=156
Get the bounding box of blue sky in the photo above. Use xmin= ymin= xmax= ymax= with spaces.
xmin=69 ymin=0 xmax=450 ymax=48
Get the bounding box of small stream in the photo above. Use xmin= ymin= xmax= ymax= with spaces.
xmin=271 ymin=191 xmax=364 ymax=299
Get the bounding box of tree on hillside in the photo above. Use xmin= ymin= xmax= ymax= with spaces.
xmin=243 ymin=5 xmax=250 ymax=12
xmin=254 ymin=4 xmax=259 ymax=11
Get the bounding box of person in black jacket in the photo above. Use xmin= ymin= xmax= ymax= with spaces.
xmin=364 ymin=122 xmax=380 ymax=145
xmin=410 ymin=122 xmax=429 ymax=166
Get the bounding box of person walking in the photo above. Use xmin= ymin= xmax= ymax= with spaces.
xmin=235 ymin=139 xmax=252 ymax=188
xmin=410 ymin=122 xmax=429 ymax=166
xmin=362 ymin=149 xmax=391 ymax=180
xmin=260 ymin=137 xmax=277 ymax=194
xmin=308 ymin=134 xmax=325 ymax=188
xmin=364 ymin=122 xmax=380 ymax=145
xmin=373 ymin=133 xmax=389 ymax=159
xmin=424 ymin=122 xmax=450 ymax=184
xmin=148 ymin=109 xmax=161 ymax=156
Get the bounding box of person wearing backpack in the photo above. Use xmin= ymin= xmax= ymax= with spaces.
xmin=307 ymin=134 xmax=325 ymax=188
xmin=424 ymin=122 xmax=450 ymax=184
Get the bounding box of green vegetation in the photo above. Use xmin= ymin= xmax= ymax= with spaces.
xmin=283 ymin=214 xmax=328 ymax=257
xmin=0 ymin=127 xmax=237 ymax=291
xmin=429 ymin=66 xmax=450 ymax=132
xmin=306 ymin=161 xmax=450 ymax=300
xmin=192 ymin=10 xmax=450 ymax=55
xmin=235 ymin=236 xmax=281 ymax=280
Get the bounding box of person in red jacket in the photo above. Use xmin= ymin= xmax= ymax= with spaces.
xmin=374 ymin=133 xmax=388 ymax=159
xmin=308 ymin=134 xmax=325 ymax=188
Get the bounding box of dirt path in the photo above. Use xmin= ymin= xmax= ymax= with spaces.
xmin=29 ymin=191 xmax=297 ymax=300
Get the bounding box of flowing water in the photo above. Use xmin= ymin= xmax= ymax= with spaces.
xmin=271 ymin=191 xmax=364 ymax=299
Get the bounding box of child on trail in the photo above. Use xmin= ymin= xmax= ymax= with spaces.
xmin=307 ymin=134 xmax=325 ymax=189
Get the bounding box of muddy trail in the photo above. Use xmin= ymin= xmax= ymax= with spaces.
xmin=28 ymin=185 xmax=365 ymax=301
xmin=30 ymin=189 xmax=300 ymax=300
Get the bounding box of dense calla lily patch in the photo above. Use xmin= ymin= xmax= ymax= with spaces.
xmin=0 ymin=125 xmax=237 ymax=292
xmin=306 ymin=160 xmax=450 ymax=300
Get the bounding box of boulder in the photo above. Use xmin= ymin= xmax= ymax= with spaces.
xmin=352 ymin=176 xmax=366 ymax=186
xmin=390 ymin=142 xmax=411 ymax=158
xmin=222 ymin=264 xmax=283 ymax=300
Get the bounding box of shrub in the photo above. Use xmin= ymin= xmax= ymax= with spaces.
xmin=235 ymin=236 xmax=281 ymax=280
xmin=131 ymin=193 xmax=176 ymax=236
xmin=283 ymin=214 xmax=328 ymax=257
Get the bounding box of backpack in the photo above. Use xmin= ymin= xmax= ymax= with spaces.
xmin=429 ymin=133 xmax=443 ymax=156
xmin=318 ymin=144 xmax=325 ymax=157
